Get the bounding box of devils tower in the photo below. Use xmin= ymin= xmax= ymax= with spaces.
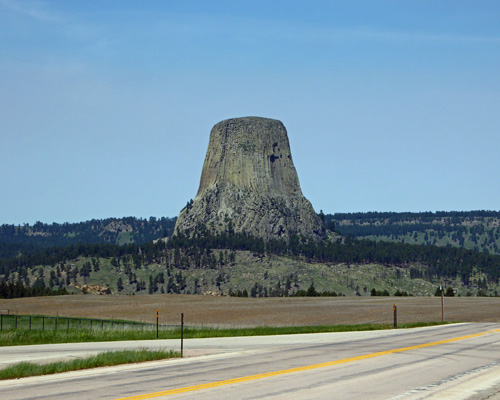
xmin=174 ymin=117 xmax=325 ymax=241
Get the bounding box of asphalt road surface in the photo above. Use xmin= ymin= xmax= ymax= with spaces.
xmin=1 ymin=323 xmax=500 ymax=399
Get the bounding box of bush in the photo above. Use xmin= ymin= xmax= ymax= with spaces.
xmin=370 ymin=288 xmax=390 ymax=296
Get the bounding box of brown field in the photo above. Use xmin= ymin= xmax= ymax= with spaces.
xmin=1 ymin=295 xmax=500 ymax=328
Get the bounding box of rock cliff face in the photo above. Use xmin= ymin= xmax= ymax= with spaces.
xmin=174 ymin=117 xmax=325 ymax=241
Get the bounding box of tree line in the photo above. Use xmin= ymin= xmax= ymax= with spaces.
xmin=0 ymin=217 xmax=176 ymax=258
xmin=327 ymin=210 xmax=500 ymax=256
xmin=0 ymin=280 xmax=68 ymax=299
xmin=330 ymin=210 xmax=500 ymax=223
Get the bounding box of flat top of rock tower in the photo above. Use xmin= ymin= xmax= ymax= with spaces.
xmin=219 ymin=116 xmax=280 ymax=122
xmin=213 ymin=116 xmax=283 ymax=128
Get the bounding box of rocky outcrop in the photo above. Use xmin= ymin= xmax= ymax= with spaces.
xmin=174 ymin=117 xmax=325 ymax=241
xmin=75 ymin=284 xmax=112 ymax=295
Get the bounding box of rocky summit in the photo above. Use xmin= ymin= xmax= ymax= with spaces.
xmin=174 ymin=117 xmax=326 ymax=241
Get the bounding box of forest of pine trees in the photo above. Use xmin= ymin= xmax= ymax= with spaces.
xmin=1 ymin=212 xmax=500 ymax=298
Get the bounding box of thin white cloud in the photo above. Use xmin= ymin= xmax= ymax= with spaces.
xmin=163 ymin=12 xmax=500 ymax=46
xmin=337 ymin=26 xmax=500 ymax=45
xmin=0 ymin=0 xmax=63 ymax=23
xmin=251 ymin=19 xmax=500 ymax=46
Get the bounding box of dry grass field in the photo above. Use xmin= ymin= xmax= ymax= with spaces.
xmin=1 ymin=295 xmax=499 ymax=328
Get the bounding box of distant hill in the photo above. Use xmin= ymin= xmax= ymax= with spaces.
xmin=1 ymin=227 xmax=499 ymax=298
xmin=1 ymin=211 xmax=500 ymax=299
xmin=0 ymin=217 xmax=176 ymax=259
xmin=327 ymin=211 xmax=500 ymax=255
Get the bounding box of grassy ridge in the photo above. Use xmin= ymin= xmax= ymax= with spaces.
xmin=0 ymin=322 xmax=449 ymax=347
xmin=0 ymin=348 xmax=180 ymax=380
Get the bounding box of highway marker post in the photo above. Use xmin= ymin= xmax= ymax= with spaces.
xmin=393 ymin=304 xmax=397 ymax=329
xmin=156 ymin=310 xmax=159 ymax=339
xmin=181 ymin=313 xmax=184 ymax=358
xmin=440 ymin=278 xmax=444 ymax=322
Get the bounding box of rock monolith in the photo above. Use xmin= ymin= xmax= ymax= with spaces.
xmin=174 ymin=117 xmax=325 ymax=241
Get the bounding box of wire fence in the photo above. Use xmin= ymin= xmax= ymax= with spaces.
xmin=0 ymin=314 xmax=177 ymax=332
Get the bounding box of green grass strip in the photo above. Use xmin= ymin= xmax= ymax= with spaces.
xmin=0 ymin=321 xmax=450 ymax=347
xmin=0 ymin=348 xmax=181 ymax=380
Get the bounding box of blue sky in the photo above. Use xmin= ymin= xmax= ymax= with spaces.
xmin=1 ymin=0 xmax=499 ymax=224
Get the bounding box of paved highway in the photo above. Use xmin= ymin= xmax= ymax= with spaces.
xmin=1 ymin=323 xmax=500 ymax=399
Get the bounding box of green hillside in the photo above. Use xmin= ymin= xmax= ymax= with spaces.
xmin=328 ymin=211 xmax=500 ymax=255
xmin=1 ymin=211 xmax=500 ymax=299
xmin=0 ymin=217 xmax=176 ymax=259
xmin=1 ymin=228 xmax=499 ymax=299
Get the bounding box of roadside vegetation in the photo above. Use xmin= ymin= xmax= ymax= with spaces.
xmin=0 ymin=321 xmax=450 ymax=347
xmin=0 ymin=348 xmax=180 ymax=380
xmin=0 ymin=322 xmax=451 ymax=380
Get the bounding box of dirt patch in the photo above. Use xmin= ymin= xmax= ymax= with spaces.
xmin=1 ymin=295 xmax=499 ymax=328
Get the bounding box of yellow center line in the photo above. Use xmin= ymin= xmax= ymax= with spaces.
xmin=115 ymin=328 xmax=500 ymax=400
